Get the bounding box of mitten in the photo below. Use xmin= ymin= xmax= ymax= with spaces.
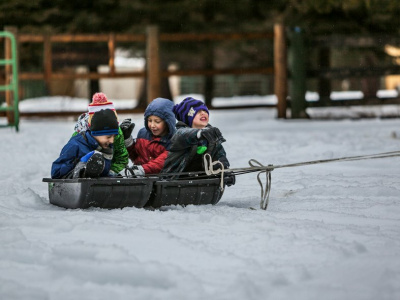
xmin=120 ymin=118 xmax=135 ymax=147
xmin=73 ymin=151 xmax=105 ymax=178
xmin=131 ymin=165 xmax=145 ymax=176
xmin=201 ymin=127 xmax=226 ymax=145
xmin=125 ymin=165 xmax=145 ymax=177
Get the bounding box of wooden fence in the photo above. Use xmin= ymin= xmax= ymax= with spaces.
xmin=3 ymin=25 xmax=400 ymax=120
xmin=288 ymin=28 xmax=400 ymax=114
xmin=2 ymin=25 xmax=288 ymax=118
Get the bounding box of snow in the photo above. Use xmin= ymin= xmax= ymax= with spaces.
xmin=1 ymin=97 xmax=400 ymax=300
xmin=16 ymin=90 xmax=400 ymax=119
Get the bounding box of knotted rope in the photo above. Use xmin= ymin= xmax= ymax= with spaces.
xmin=203 ymin=153 xmax=225 ymax=191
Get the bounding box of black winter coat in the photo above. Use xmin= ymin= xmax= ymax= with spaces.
xmin=162 ymin=121 xmax=229 ymax=177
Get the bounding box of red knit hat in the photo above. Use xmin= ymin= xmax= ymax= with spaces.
xmin=88 ymin=92 xmax=115 ymax=116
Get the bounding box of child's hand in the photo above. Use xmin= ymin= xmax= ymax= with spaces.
xmin=201 ymin=127 xmax=226 ymax=144
xmin=120 ymin=118 xmax=135 ymax=147
xmin=120 ymin=118 xmax=135 ymax=139
xmin=127 ymin=165 xmax=145 ymax=177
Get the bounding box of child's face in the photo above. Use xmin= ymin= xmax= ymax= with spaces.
xmin=94 ymin=135 xmax=115 ymax=148
xmin=192 ymin=109 xmax=209 ymax=129
xmin=148 ymin=115 xmax=167 ymax=137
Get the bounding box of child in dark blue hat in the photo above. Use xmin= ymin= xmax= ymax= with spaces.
xmin=119 ymin=97 xmax=176 ymax=176
xmin=51 ymin=108 xmax=119 ymax=179
xmin=162 ymin=97 xmax=234 ymax=185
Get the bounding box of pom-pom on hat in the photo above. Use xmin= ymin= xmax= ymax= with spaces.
xmin=88 ymin=92 xmax=118 ymax=126
xmin=88 ymin=92 xmax=115 ymax=116
xmin=90 ymin=109 xmax=119 ymax=136
xmin=173 ymin=97 xmax=209 ymax=127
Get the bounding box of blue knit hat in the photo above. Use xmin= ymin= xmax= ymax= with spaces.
xmin=144 ymin=98 xmax=176 ymax=137
xmin=173 ymin=97 xmax=209 ymax=127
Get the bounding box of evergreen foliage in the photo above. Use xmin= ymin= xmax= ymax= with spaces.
xmin=1 ymin=0 xmax=399 ymax=34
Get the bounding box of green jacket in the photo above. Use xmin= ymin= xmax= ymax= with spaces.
xmin=72 ymin=127 xmax=128 ymax=173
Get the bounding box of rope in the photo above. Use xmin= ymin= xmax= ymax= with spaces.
xmin=202 ymin=150 xmax=400 ymax=210
xmin=123 ymin=150 xmax=400 ymax=210
xmin=249 ymin=159 xmax=272 ymax=210
xmin=203 ymin=153 xmax=225 ymax=191
xmin=272 ymin=150 xmax=400 ymax=170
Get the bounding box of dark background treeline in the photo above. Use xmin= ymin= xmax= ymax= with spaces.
xmin=1 ymin=0 xmax=400 ymax=107
xmin=2 ymin=0 xmax=399 ymax=36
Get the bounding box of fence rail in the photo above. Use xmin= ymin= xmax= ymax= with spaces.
xmin=3 ymin=25 xmax=400 ymax=120
xmin=3 ymin=25 xmax=287 ymax=118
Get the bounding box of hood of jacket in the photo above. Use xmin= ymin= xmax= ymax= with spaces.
xmin=144 ymin=98 xmax=176 ymax=138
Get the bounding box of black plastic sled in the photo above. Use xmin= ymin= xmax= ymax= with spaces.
xmin=42 ymin=176 xmax=224 ymax=209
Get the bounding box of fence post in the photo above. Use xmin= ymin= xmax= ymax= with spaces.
xmin=318 ymin=47 xmax=331 ymax=105
xmin=288 ymin=27 xmax=308 ymax=118
xmin=108 ymin=33 xmax=116 ymax=76
xmin=43 ymin=34 xmax=52 ymax=95
xmin=274 ymin=23 xmax=287 ymax=119
xmin=146 ymin=26 xmax=161 ymax=105
xmin=4 ymin=26 xmax=18 ymax=125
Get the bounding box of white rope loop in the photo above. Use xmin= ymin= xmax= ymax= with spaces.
xmin=249 ymin=159 xmax=273 ymax=210
xmin=203 ymin=153 xmax=225 ymax=191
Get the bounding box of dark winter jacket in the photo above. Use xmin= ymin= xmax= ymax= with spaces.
xmin=127 ymin=98 xmax=176 ymax=174
xmin=72 ymin=113 xmax=128 ymax=173
xmin=162 ymin=121 xmax=229 ymax=176
xmin=51 ymin=131 xmax=112 ymax=179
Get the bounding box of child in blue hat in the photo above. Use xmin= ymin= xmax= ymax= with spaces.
xmin=120 ymin=97 xmax=176 ymax=176
xmin=51 ymin=109 xmax=119 ymax=179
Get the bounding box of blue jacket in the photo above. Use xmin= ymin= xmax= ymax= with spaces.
xmin=51 ymin=131 xmax=112 ymax=179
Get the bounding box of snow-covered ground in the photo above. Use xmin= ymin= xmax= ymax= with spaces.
xmin=1 ymin=98 xmax=400 ymax=300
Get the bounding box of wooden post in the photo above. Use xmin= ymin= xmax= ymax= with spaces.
xmin=204 ymin=41 xmax=214 ymax=108
xmin=4 ymin=26 xmax=17 ymax=124
xmin=43 ymin=34 xmax=52 ymax=95
xmin=108 ymin=33 xmax=116 ymax=76
xmin=274 ymin=23 xmax=287 ymax=119
xmin=146 ymin=26 xmax=160 ymax=104
xmin=318 ymin=47 xmax=331 ymax=106
xmin=288 ymin=27 xmax=307 ymax=118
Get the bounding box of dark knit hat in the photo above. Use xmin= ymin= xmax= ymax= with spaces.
xmin=90 ymin=109 xmax=119 ymax=136
xmin=173 ymin=97 xmax=209 ymax=127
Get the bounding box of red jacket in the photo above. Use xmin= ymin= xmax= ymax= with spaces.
xmin=127 ymin=127 xmax=172 ymax=174
xmin=128 ymin=97 xmax=176 ymax=174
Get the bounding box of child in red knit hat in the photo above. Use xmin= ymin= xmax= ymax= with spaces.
xmin=52 ymin=108 xmax=119 ymax=179
xmin=72 ymin=92 xmax=129 ymax=175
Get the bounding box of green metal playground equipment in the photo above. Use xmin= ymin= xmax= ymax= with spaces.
xmin=0 ymin=31 xmax=19 ymax=131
